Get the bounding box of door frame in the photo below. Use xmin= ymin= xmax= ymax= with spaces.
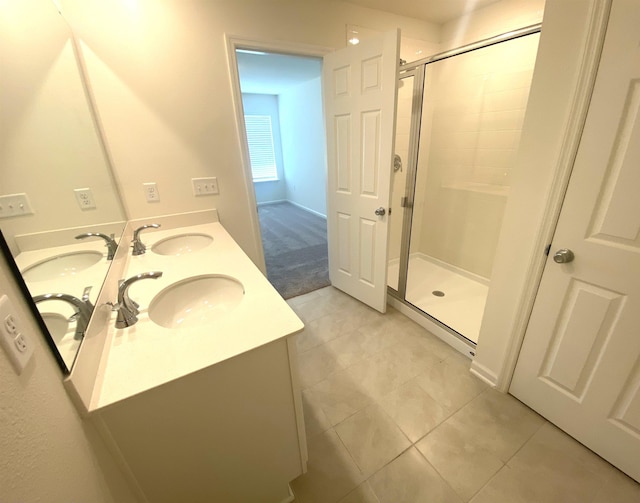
xmin=225 ymin=35 xmax=332 ymax=275
xmin=470 ymin=0 xmax=613 ymax=390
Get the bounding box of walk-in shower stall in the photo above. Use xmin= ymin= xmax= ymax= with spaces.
xmin=389 ymin=26 xmax=541 ymax=346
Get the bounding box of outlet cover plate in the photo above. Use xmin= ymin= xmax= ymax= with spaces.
xmin=0 ymin=193 xmax=34 ymax=219
xmin=0 ymin=295 xmax=34 ymax=374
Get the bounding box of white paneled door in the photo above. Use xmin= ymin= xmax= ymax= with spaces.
xmin=511 ymin=0 xmax=640 ymax=482
xmin=323 ymin=30 xmax=399 ymax=312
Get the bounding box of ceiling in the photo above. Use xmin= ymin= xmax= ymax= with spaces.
xmin=340 ymin=0 xmax=502 ymax=24
xmin=237 ymin=51 xmax=322 ymax=95
xmin=237 ymin=0 xmax=503 ymax=95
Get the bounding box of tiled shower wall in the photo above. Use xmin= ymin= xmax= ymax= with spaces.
xmin=411 ymin=34 xmax=540 ymax=280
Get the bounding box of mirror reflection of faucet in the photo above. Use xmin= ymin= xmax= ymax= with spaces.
xmin=33 ymin=286 xmax=94 ymax=340
xmin=112 ymin=271 xmax=163 ymax=328
xmin=132 ymin=224 xmax=161 ymax=256
xmin=75 ymin=232 xmax=118 ymax=260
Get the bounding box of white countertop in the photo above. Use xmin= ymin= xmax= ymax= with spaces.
xmin=91 ymin=221 xmax=304 ymax=410
xmin=15 ymin=240 xmax=113 ymax=370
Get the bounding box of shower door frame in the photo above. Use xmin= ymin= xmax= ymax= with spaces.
xmin=388 ymin=23 xmax=542 ymax=350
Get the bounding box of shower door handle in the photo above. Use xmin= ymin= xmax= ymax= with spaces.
xmin=374 ymin=207 xmax=386 ymax=216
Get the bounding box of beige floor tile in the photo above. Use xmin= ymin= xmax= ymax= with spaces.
xmin=291 ymin=429 xmax=365 ymax=503
xmin=470 ymin=421 xmax=621 ymax=503
xmin=446 ymin=389 xmax=544 ymax=462
xmin=325 ymin=330 xmax=373 ymax=368
xmin=383 ymin=339 xmax=443 ymax=377
xmin=308 ymin=369 xmax=373 ymax=426
xmin=378 ymin=379 xmax=452 ymax=442
xmin=296 ymin=313 xmax=357 ymax=353
xmin=335 ymin=404 xmax=411 ymax=476
xmin=298 ymin=344 xmax=344 ymax=389
xmin=344 ymin=348 xmax=417 ymax=400
xmin=368 ymin=447 xmax=463 ymax=503
xmin=288 ymin=289 xmax=324 ymax=308
xmin=416 ymin=420 xmax=504 ymax=501
xmin=337 ymin=482 xmax=381 ymax=503
xmin=301 ymin=388 xmax=332 ymax=438
xmin=414 ymin=352 xmax=488 ymax=412
xmin=591 ymin=467 xmax=640 ymax=502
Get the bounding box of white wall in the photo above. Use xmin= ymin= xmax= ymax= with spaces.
xmin=58 ymin=0 xmax=440 ymax=266
xmin=0 ymin=0 xmax=124 ymax=254
xmin=279 ymin=77 xmax=327 ymax=216
xmin=474 ymin=0 xmax=604 ymax=387
xmin=241 ymin=93 xmax=287 ymax=204
xmin=412 ymin=33 xmax=540 ymax=279
xmin=0 ymin=255 xmax=138 ymax=502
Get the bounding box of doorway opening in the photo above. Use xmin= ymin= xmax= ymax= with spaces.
xmin=235 ymin=49 xmax=329 ymax=299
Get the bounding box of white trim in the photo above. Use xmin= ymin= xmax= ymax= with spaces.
xmin=470 ymin=360 xmax=499 ymax=388
xmin=225 ymin=35 xmax=332 ymax=276
xmin=279 ymin=484 xmax=295 ymax=503
xmin=411 ymin=252 xmax=490 ymax=287
xmin=388 ymin=295 xmax=476 ymax=358
xmin=495 ymin=0 xmax=612 ymax=392
xmin=257 ymin=199 xmax=288 ymax=206
xmin=288 ymin=200 xmax=327 ymax=219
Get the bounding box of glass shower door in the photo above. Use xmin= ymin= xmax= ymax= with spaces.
xmin=403 ymin=33 xmax=541 ymax=344
xmin=388 ymin=69 xmax=423 ymax=293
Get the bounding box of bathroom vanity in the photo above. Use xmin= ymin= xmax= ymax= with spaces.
xmin=62 ymin=210 xmax=307 ymax=503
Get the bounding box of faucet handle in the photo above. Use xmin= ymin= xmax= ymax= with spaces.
xmin=132 ymin=224 xmax=160 ymax=256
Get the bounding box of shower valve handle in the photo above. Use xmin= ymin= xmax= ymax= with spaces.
xmin=374 ymin=207 xmax=386 ymax=216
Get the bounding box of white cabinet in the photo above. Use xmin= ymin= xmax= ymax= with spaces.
xmin=93 ymin=336 xmax=305 ymax=503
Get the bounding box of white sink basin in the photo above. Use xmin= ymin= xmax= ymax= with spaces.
xmin=151 ymin=233 xmax=213 ymax=256
xmin=22 ymin=251 xmax=103 ymax=281
xmin=40 ymin=312 xmax=71 ymax=343
xmin=149 ymin=274 xmax=244 ymax=329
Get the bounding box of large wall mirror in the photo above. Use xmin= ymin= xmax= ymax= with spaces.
xmin=0 ymin=0 xmax=127 ymax=373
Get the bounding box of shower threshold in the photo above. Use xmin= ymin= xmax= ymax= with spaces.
xmin=388 ymin=254 xmax=488 ymax=343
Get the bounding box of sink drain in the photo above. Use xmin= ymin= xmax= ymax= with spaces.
xmin=432 ymin=290 xmax=445 ymax=297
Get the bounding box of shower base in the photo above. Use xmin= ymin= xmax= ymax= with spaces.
xmin=388 ymin=254 xmax=488 ymax=344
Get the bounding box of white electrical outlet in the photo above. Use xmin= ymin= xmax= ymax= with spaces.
xmin=0 ymin=295 xmax=34 ymax=374
xmin=144 ymin=182 xmax=160 ymax=202
xmin=74 ymin=188 xmax=96 ymax=210
xmin=0 ymin=193 xmax=34 ymax=219
xmin=191 ymin=177 xmax=219 ymax=196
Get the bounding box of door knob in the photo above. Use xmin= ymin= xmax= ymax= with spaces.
xmin=553 ymin=248 xmax=575 ymax=263
xmin=375 ymin=207 xmax=386 ymax=216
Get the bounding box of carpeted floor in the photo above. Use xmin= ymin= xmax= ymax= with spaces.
xmin=258 ymin=201 xmax=330 ymax=299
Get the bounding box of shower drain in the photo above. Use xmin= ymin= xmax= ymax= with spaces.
xmin=432 ymin=290 xmax=445 ymax=297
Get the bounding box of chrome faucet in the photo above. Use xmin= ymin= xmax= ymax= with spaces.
xmin=33 ymin=286 xmax=94 ymax=340
xmin=114 ymin=271 xmax=163 ymax=328
xmin=75 ymin=232 xmax=118 ymax=260
xmin=131 ymin=224 xmax=160 ymax=256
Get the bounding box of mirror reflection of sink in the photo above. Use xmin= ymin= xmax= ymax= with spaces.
xmin=21 ymin=251 xmax=103 ymax=281
xmin=40 ymin=311 xmax=81 ymax=369
xmin=151 ymin=233 xmax=213 ymax=256
xmin=149 ymin=274 xmax=244 ymax=329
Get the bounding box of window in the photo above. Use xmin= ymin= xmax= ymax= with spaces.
xmin=244 ymin=115 xmax=278 ymax=182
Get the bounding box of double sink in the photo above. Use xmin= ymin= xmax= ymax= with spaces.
xmin=25 ymin=231 xmax=246 ymax=332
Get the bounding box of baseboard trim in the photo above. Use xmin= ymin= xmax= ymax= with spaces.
xmin=470 ymin=360 xmax=498 ymax=388
xmin=257 ymin=199 xmax=327 ymax=219
xmin=279 ymin=484 xmax=295 ymax=503
xmin=288 ymin=200 xmax=327 ymax=219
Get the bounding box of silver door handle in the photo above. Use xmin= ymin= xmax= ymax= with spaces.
xmin=375 ymin=207 xmax=386 ymax=216
xmin=553 ymin=248 xmax=575 ymax=263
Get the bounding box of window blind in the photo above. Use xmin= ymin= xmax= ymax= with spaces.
xmin=244 ymin=115 xmax=278 ymax=182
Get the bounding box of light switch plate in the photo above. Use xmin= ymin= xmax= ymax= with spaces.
xmin=0 ymin=193 xmax=34 ymax=219
xmin=192 ymin=177 xmax=219 ymax=196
